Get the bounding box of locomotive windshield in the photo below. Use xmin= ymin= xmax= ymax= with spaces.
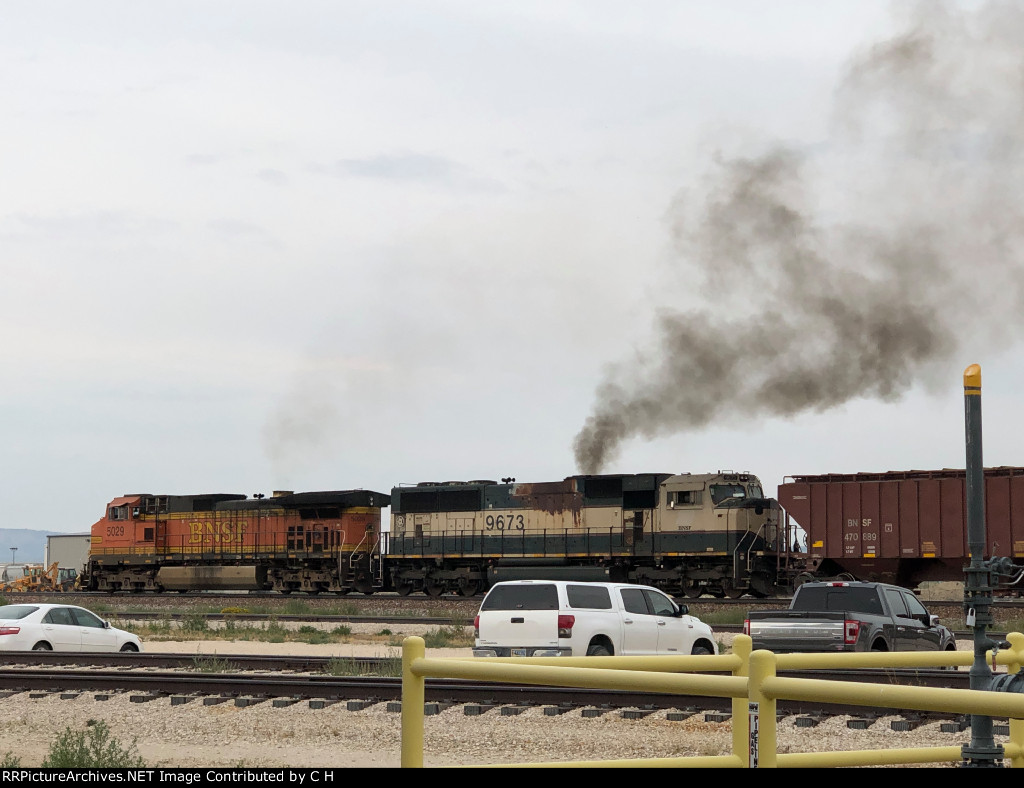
xmin=709 ymin=484 xmax=747 ymax=505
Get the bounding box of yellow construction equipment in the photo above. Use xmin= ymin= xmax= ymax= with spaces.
xmin=0 ymin=562 xmax=72 ymax=593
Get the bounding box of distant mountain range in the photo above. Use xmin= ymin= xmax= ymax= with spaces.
xmin=0 ymin=529 xmax=64 ymax=564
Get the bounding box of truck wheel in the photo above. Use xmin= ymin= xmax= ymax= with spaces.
xmin=691 ymin=644 xmax=714 ymax=655
xmin=586 ymin=644 xmax=612 ymax=656
xmin=32 ymin=642 xmax=52 ymax=651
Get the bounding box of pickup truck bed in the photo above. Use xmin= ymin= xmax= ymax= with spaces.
xmin=745 ymin=581 xmax=957 ymax=653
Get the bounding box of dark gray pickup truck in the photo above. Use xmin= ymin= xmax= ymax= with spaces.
xmin=744 ymin=581 xmax=958 ymax=653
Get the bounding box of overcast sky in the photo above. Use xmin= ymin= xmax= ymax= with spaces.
xmin=3 ymin=0 xmax=1023 ymax=535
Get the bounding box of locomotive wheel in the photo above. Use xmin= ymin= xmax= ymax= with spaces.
xmin=423 ymin=579 xmax=445 ymax=598
xmin=456 ymin=579 xmax=480 ymax=597
xmin=395 ymin=582 xmax=414 ymax=597
xmin=682 ymin=584 xmax=703 ymax=598
xmin=724 ymin=587 xmax=745 ymax=600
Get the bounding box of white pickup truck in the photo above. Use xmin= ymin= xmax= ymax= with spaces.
xmin=472 ymin=579 xmax=718 ymax=657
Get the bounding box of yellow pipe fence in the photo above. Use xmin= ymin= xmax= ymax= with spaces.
xmin=400 ymin=631 xmax=1024 ymax=768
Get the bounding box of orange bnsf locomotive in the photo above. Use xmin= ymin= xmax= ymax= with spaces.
xmin=83 ymin=490 xmax=390 ymax=594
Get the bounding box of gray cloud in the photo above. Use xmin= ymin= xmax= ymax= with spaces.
xmin=574 ymin=0 xmax=1024 ymax=474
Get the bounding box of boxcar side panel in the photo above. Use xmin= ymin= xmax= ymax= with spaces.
xmin=938 ymin=478 xmax=966 ymax=560
xmin=878 ymin=481 xmax=900 ymax=558
xmin=1012 ymin=475 xmax=1024 ymax=558
xmin=987 ymin=475 xmax=1012 ymax=558
xmin=918 ymin=479 xmax=943 ymax=560
xmin=859 ymin=482 xmax=881 ymax=561
xmin=897 ymin=479 xmax=920 ymax=559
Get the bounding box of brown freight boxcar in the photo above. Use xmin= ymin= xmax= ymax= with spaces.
xmin=778 ymin=466 xmax=1024 ymax=588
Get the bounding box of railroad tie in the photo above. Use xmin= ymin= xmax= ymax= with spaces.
xmin=847 ymin=712 xmax=883 ymax=730
xmin=939 ymin=715 xmax=970 ymax=733
xmin=463 ymin=702 xmax=500 ymax=716
xmin=620 ymin=706 xmax=658 ymax=721
xmin=794 ymin=713 xmax=826 ymax=728
xmin=666 ymin=708 xmax=698 ymax=722
xmin=542 ymin=704 xmax=576 ymax=717
xmin=890 ymin=714 xmax=924 ymax=732
xmin=308 ymin=699 xmax=340 ymax=710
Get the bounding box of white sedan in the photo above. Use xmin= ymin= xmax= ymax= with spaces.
xmin=0 ymin=603 xmax=143 ymax=652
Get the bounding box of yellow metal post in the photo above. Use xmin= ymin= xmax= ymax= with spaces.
xmin=731 ymin=634 xmax=752 ymax=764
xmin=748 ymin=649 xmax=778 ymax=768
xmin=1007 ymin=631 xmax=1024 ymax=769
xmin=401 ymin=636 xmax=426 ymax=768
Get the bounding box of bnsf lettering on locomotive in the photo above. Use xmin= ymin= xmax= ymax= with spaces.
xmin=188 ymin=521 xmax=249 ymax=544
xmin=484 ymin=514 xmax=525 ymax=531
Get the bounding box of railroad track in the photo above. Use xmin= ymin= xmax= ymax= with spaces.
xmin=0 ymin=658 xmax=991 ymax=733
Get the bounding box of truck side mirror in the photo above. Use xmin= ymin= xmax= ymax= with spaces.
xmin=676 ymin=603 xmax=689 ymax=616
xmin=929 ymin=614 xmax=940 ymax=627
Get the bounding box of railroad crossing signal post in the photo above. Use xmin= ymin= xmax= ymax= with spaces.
xmin=960 ymin=364 xmax=1005 ymax=768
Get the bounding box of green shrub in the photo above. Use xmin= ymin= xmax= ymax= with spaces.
xmin=324 ymin=655 xmax=401 ymax=677
xmin=331 ymin=625 xmax=352 ymax=637
xmin=147 ymin=617 xmax=173 ymax=635
xmin=0 ymin=751 xmax=20 ymax=767
xmin=179 ymin=613 xmax=209 ymax=633
xmin=42 ymin=721 xmax=145 ymax=768
xmin=190 ymin=656 xmax=238 ymax=673
xmin=422 ymin=625 xmax=474 ymax=649
xmin=282 ymin=600 xmax=312 ymax=616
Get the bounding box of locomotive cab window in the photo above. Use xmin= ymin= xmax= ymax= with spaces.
xmin=709 ymin=484 xmax=746 ymax=505
xmin=669 ymin=490 xmax=703 ymax=507
xmin=108 ymin=506 xmax=127 ymax=521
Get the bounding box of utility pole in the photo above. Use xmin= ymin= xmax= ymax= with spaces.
xmin=9 ymin=547 xmax=15 ymax=563
xmin=960 ymin=363 xmax=1005 ymax=768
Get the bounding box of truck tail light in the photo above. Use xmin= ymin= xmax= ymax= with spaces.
xmin=557 ymin=615 xmax=575 ymax=638
xmin=742 ymin=619 xmax=750 ymax=635
xmin=473 ymin=615 xmax=479 ymax=638
xmin=0 ymin=627 xmax=19 ymax=636
xmin=844 ymin=619 xmax=860 ymax=644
